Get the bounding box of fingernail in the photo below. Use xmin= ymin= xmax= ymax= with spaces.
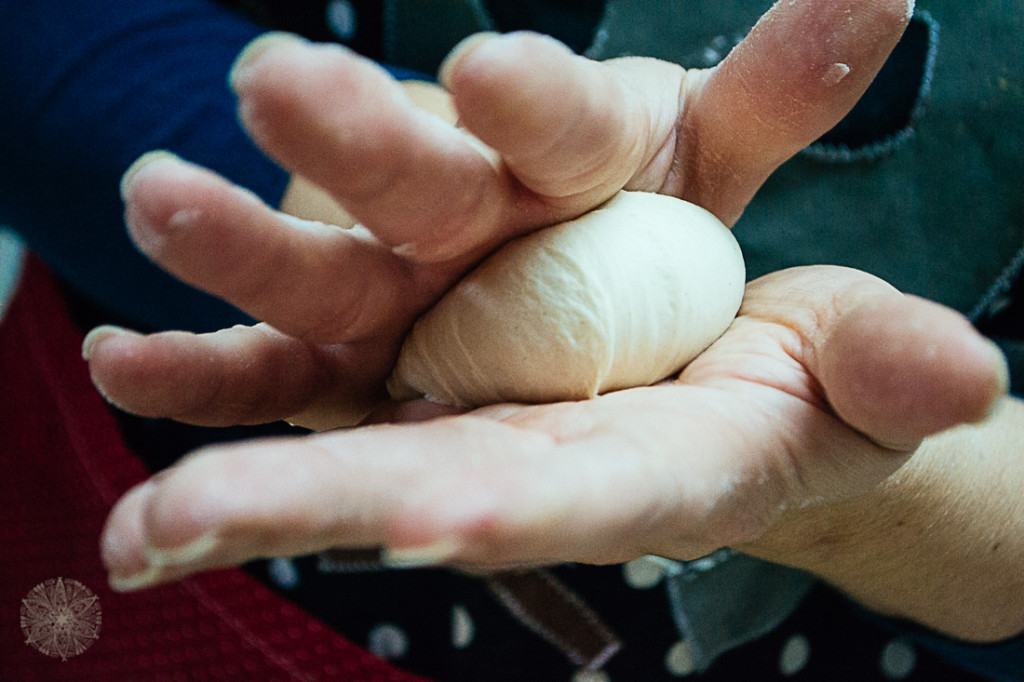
xmin=229 ymin=31 xmax=308 ymax=92
xmin=822 ymin=62 xmax=851 ymax=87
xmin=987 ymin=339 xmax=1010 ymax=396
xmin=391 ymin=242 xmax=418 ymax=258
xmin=102 ymin=480 xmax=160 ymax=590
xmin=144 ymin=533 xmax=219 ymax=568
xmin=108 ymin=565 xmax=163 ymax=593
xmin=82 ymin=324 xmax=133 ymax=361
xmin=438 ymin=32 xmax=501 ymax=88
xmin=978 ymin=339 xmax=1010 ymax=422
xmin=120 ymin=150 xmax=179 ymax=202
xmin=381 ymin=537 xmax=461 ymax=569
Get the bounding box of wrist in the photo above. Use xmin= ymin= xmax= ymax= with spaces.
xmin=737 ymin=401 xmax=1024 ymax=642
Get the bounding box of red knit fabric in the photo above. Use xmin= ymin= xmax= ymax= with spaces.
xmin=0 ymin=257 xmax=433 ymax=682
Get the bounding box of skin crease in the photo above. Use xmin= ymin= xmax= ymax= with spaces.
xmin=85 ymin=0 xmax=1023 ymax=645
xmin=740 ymin=400 xmax=1024 ymax=642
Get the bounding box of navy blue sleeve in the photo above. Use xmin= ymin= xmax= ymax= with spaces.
xmin=0 ymin=0 xmax=278 ymax=331
xmin=0 ymin=1 xmax=420 ymax=332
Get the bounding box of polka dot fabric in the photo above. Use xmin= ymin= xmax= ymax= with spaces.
xmin=258 ymin=551 xmax=998 ymax=681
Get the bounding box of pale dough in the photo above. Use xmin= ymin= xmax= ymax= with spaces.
xmin=386 ymin=191 xmax=745 ymax=407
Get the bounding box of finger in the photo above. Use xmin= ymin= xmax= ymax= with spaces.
xmin=121 ymin=151 xmax=434 ymax=343
xmin=741 ymin=267 xmax=1010 ymax=451
xmin=98 ymin=418 xmax=563 ymax=588
xmin=817 ymin=292 xmax=1009 ymax=450
xmin=229 ymin=33 xmax=520 ymax=263
xmin=678 ymin=0 xmax=913 ymax=224
xmin=102 ymin=479 xmax=197 ymax=591
xmin=99 ymin=389 xmax=794 ymax=590
xmin=83 ymin=322 xmax=392 ymax=429
xmin=440 ymin=32 xmax=684 ymax=208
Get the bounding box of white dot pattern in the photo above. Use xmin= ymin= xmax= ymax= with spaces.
xmin=623 ymin=556 xmax=667 ymax=590
xmin=367 ymin=623 xmax=409 ymax=660
xmin=325 ymin=0 xmax=357 ymax=41
xmin=266 ymin=558 xmax=300 ymax=590
xmin=573 ymin=669 xmax=612 ymax=682
xmin=665 ymin=639 xmax=698 ymax=677
xmin=451 ymin=604 xmax=475 ymax=649
xmin=254 ymin=555 xmax=963 ymax=680
xmin=880 ymin=638 xmax=917 ymax=680
xmin=778 ymin=633 xmax=811 ymax=676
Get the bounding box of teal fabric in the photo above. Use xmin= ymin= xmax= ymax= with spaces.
xmin=384 ymin=0 xmax=495 ymax=74
xmin=591 ymin=0 xmax=1024 ymax=316
xmin=742 ymin=3 xmax=1023 ymax=315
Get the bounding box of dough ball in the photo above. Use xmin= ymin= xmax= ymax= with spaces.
xmin=387 ymin=191 xmax=745 ymax=407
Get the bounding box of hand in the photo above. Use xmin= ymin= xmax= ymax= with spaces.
xmin=86 ymin=0 xmax=912 ymax=429
xmin=99 ymin=264 xmax=1008 ymax=591
xmin=93 ymin=0 xmax=1010 ymax=591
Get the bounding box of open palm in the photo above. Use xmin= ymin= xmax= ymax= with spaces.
xmin=97 ymin=262 xmax=1004 ymax=587
xmin=88 ymin=0 xmax=1006 ymax=588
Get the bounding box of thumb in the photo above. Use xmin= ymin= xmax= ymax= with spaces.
xmin=815 ymin=286 xmax=1010 ymax=451
xmin=680 ymin=0 xmax=914 ymax=224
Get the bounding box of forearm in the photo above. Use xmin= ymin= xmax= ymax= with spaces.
xmin=741 ymin=396 xmax=1024 ymax=642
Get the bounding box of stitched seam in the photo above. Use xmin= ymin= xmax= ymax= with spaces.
xmin=969 ymin=242 xmax=1024 ymax=323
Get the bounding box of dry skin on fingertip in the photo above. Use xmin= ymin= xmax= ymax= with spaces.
xmin=823 ymin=62 xmax=851 ymax=86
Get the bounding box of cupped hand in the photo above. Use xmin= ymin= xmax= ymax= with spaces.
xmin=86 ymin=0 xmax=913 ymax=429
xmin=100 ymin=264 xmax=1008 ymax=590
xmin=89 ymin=0 xmax=1000 ymax=591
